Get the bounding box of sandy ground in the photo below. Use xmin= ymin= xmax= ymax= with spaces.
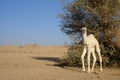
xmin=0 ymin=45 xmax=120 ymax=80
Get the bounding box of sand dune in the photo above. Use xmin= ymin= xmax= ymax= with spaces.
xmin=0 ymin=44 xmax=68 ymax=54
xmin=0 ymin=45 xmax=120 ymax=80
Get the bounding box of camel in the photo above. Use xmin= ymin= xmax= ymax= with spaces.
xmin=81 ymin=27 xmax=102 ymax=73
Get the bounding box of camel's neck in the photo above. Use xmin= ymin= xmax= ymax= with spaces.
xmin=82 ymin=31 xmax=87 ymax=42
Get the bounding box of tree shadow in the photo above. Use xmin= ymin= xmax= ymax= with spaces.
xmin=32 ymin=56 xmax=61 ymax=63
xmin=32 ymin=56 xmax=65 ymax=67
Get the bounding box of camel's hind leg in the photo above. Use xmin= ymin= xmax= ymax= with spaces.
xmin=91 ymin=49 xmax=96 ymax=72
xmin=96 ymin=45 xmax=103 ymax=72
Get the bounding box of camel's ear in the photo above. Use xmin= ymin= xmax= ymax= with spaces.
xmin=81 ymin=27 xmax=84 ymax=30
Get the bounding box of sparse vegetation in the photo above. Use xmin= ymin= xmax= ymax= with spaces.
xmin=61 ymin=43 xmax=120 ymax=68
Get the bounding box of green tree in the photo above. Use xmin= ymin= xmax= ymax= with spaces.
xmin=60 ymin=0 xmax=120 ymax=67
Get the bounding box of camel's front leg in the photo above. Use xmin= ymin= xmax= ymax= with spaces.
xmin=81 ymin=46 xmax=87 ymax=71
xmin=87 ymin=51 xmax=91 ymax=73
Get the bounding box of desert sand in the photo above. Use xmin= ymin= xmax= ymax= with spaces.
xmin=0 ymin=45 xmax=120 ymax=80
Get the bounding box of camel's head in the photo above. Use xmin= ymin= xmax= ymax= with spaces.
xmin=81 ymin=27 xmax=87 ymax=34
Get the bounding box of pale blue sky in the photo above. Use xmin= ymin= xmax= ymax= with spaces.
xmin=0 ymin=0 xmax=71 ymax=46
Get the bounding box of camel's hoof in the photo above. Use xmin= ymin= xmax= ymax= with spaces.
xmin=90 ymin=70 xmax=93 ymax=72
xmin=100 ymin=68 xmax=103 ymax=72
xmin=82 ymin=68 xmax=86 ymax=71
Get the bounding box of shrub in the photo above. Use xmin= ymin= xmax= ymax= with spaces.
xmin=62 ymin=44 xmax=83 ymax=67
xmin=61 ymin=44 xmax=120 ymax=68
xmin=101 ymin=44 xmax=120 ymax=67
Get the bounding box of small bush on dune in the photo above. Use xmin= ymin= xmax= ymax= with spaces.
xmin=60 ymin=44 xmax=84 ymax=67
xmin=63 ymin=44 xmax=83 ymax=67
